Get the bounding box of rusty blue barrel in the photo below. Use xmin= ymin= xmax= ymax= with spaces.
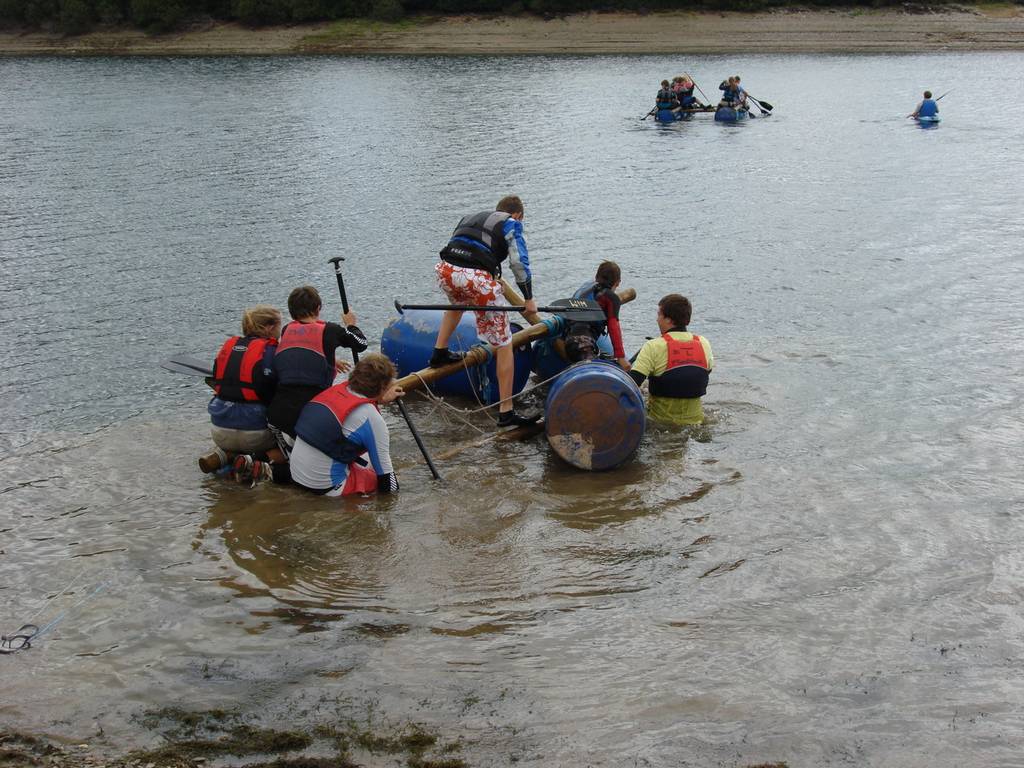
xmin=544 ymin=360 xmax=645 ymax=471
xmin=381 ymin=309 xmax=533 ymax=404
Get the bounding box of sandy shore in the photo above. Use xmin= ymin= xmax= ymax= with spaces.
xmin=1 ymin=6 xmax=1023 ymax=55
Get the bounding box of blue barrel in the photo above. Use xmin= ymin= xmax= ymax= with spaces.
xmin=714 ymin=106 xmax=749 ymax=123
xmin=544 ymin=361 xmax=646 ymax=471
xmin=381 ymin=309 xmax=533 ymax=404
xmin=533 ymin=333 xmax=614 ymax=382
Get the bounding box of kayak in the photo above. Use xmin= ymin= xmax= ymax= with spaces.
xmin=714 ymin=106 xmax=749 ymax=123
xmin=916 ymin=115 xmax=941 ymax=125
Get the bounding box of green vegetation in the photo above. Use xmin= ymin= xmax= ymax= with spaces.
xmin=0 ymin=0 xmax=1014 ymax=36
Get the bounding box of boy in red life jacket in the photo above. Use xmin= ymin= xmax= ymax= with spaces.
xmin=238 ymin=353 xmax=404 ymax=495
xmin=266 ymin=285 xmax=368 ymax=449
xmin=628 ymin=294 xmax=714 ymax=426
xmin=200 ymin=305 xmax=283 ymax=473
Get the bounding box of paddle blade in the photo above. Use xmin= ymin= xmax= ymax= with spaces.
xmin=756 ymin=99 xmax=773 ymax=111
xmin=162 ymin=355 xmax=214 ymax=378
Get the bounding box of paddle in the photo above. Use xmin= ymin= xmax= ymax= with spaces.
xmin=395 ymin=300 xmax=600 ymax=315
xmin=640 ymin=107 xmax=656 ymax=121
xmin=746 ymin=94 xmax=773 ymax=112
xmin=332 ymin=258 xmax=442 ymax=481
xmin=162 ymin=355 xmax=213 ymax=378
xmin=687 ymin=74 xmax=713 ymax=108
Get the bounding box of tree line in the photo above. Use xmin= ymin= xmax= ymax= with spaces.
xmin=0 ymin=0 xmax=987 ymax=37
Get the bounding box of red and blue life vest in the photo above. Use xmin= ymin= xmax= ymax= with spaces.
xmin=295 ymin=381 xmax=377 ymax=464
xmin=212 ymin=335 xmax=277 ymax=403
xmin=648 ymin=333 xmax=710 ymax=399
xmin=274 ymin=320 xmax=333 ymax=389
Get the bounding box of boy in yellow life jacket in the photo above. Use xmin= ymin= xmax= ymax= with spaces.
xmin=628 ymin=294 xmax=713 ymax=426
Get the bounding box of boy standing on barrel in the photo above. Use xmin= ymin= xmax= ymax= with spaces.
xmin=430 ymin=195 xmax=539 ymax=429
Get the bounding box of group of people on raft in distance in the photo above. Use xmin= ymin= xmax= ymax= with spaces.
xmin=200 ymin=195 xmax=713 ymax=497
xmin=653 ymin=74 xmax=749 ymax=115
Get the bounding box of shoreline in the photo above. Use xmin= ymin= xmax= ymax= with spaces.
xmin=1 ymin=7 xmax=1023 ymax=56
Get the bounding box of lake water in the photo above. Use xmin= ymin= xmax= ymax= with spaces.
xmin=2 ymin=52 xmax=1023 ymax=766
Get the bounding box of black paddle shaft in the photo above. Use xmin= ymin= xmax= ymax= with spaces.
xmin=328 ymin=256 xmax=357 ymax=364
xmin=329 ymin=259 xmax=442 ymax=480
xmin=395 ymin=300 xmax=599 ymax=315
xmin=397 ymin=399 xmax=442 ymax=480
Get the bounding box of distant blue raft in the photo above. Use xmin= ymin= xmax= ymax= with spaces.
xmin=544 ymin=361 xmax=645 ymax=471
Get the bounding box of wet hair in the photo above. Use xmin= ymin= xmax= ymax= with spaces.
xmin=287 ymin=285 xmax=322 ymax=320
xmin=242 ymin=305 xmax=282 ymax=338
xmin=661 ymin=79 xmax=670 ymax=88
xmin=659 ymin=294 xmax=692 ymax=328
xmin=924 ymin=90 xmax=932 ymax=98
xmin=496 ymin=195 xmax=524 ymax=215
xmin=734 ymin=75 xmax=741 ymax=82
xmin=348 ymin=353 xmax=397 ymax=399
xmin=595 ymin=261 xmax=621 ymax=287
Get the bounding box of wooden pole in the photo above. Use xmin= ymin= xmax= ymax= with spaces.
xmin=395 ymin=317 xmax=556 ymax=395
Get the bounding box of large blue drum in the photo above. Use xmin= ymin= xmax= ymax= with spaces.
xmin=544 ymin=360 xmax=646 ymax=471
xmin=381 ymin=309 xmax=533 ymax=404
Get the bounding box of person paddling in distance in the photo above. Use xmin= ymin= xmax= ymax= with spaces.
xmin=909 ymin=90 xmax=939 ymax=119
xmin=265 ymin=353 xmax=403 ymax=496
xmin=564 ymin=261 xmax=631 ymax=371
xmin=266 ymin=285 xmax=368 ymax=451
xmin=199 ymin=305 xmax=284 ymax=474
xmin=718 ymin=75 xmax=746 ymax=109
xmin=655 ymin=79 xmax=680 ymax=114
xmin=628 ymin=294 xmax=714 ymax=427
xmin=431 ymin=195 xmax=540 ymax=429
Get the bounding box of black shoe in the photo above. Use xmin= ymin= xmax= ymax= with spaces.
xmin=429 ymin=348 xmax=465 ymax=368
xmin=496 ymin=410 xmax=541 ymax=428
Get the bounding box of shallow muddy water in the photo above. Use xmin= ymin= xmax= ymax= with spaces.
xmin=2 ymin=52 xmax=1024 ymax=766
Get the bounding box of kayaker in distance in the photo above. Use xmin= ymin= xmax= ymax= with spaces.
xmin=266 ymin=285 xmax=367 ymax=452
xmin=430 ymin=195 xmax=541 ymax=429
xmin=564 ymin=261 xmax=631 ymax=371
xmin=199 ymin=305 xmax=284 ymax=474
xmin=909 ymin=90 xmax=939 ymax=119
xmin=628 ymin=294 xmax=714 ymax=427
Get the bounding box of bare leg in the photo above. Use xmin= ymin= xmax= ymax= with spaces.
xmin=435 ymin=310 xmax=464 ymax=349
xmin=496 ymin=343 xmax=513 ymax=414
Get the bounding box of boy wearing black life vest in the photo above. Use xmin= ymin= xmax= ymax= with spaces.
xmin=431 ymin=195 xmax=539 ymax=429
xmin=628 ymin=294 xmax=713 ymax=426
xmin=201 ymin=305 xmax=282 ymax=473
xmin=564 ymin=261 xmax=630 ymax=372
xmin=266 ymin=285 xmax=368 ymax=448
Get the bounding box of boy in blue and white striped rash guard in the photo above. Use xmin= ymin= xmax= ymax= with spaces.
xmin=290 ymin=353 xmax=403 ymax=497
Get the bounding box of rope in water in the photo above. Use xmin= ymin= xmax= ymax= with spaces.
xmin=407 ymin=361 xmax=573 ymax=429
xmin=1 ymin=578 xmax=108 ymax=656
